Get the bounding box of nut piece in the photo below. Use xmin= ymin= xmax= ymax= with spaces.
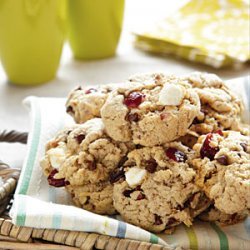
xmin=159 ymin=84 xmax=184 ymax=106
xmin=125 ymin=167 xmax=147 ymax=188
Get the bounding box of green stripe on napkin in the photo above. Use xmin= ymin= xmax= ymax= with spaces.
xmin=150 ymin=233 xmax=159 ymax=244
xmin=16 ymin=200 xmax=26 ymax=226
xmin=18 ymin=98 xmax=41 ymax=195
xmin=185 ymin=226 xmax=198 ymax=250
xmin=210 ymin=222 xmax=229 ymax=250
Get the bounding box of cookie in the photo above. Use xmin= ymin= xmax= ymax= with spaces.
xmin=192 ymin=130 xmax=250 ymax=215
xmin=41 ymin=118 xmax=133 ymax=185
xmin=40 ymin=118 xmax=133 ymax=214
xmin=101 ymin=73 xmax=200 ymax=146
xmin=65 ymin=74 xmax=166 ymax=124
xmin=112 ymin=142 xmax=210 ymax=233
xmin=66 ymin=84 xmax=117 ymax=123
xmin=185 ymin=72 xmax=243 ymax=135
xmin=199 ymin=206 xmax=248 ymax=226
xmin=66 ymin=181 xmax=115 ymax=215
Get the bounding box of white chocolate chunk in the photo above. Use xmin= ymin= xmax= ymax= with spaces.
xmin=159 ymin=84 xmax=184 ymax=106
xmin=125 ymin=167 xmax=147 ymax=188
xmin=47 ymin=144 xmax=66 ymax=169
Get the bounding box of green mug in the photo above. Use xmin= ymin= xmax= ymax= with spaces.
xmin=66 ymin=0 xmax=125 ymax=60
xmin=0 ymin=0 xmax=65 ymax=86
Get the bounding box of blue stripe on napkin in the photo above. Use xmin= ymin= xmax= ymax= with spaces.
xmin=116 ymin=221 xmax=127 ymax=238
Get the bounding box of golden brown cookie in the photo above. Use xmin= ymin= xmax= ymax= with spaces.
xmin=192 ymin=130 xmax=250 ymax=215
xmin=101 ymin=73 xmax=200 ymax=146
xmin=112 ymin=142 xmax=210 ymax=232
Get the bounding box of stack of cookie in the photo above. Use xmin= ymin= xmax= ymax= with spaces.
xmin=40 ymin=72 xmax=250 ymax=233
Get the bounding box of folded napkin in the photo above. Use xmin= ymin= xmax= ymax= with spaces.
xmin=10 ymin=77 xmax=250 ymax=249
xmin=135 ymin=0 xmax=250 ymax=68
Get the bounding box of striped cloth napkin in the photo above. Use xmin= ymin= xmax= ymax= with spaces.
xmin=10 ymin=77 xmax=250 ymax=250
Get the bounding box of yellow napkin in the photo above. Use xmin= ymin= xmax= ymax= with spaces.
xmin=135 ymin=0 xmax=250 ymax=68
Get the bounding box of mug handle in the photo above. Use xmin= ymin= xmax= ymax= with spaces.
xmin=24 ymin=0 xmax=44 ymax=17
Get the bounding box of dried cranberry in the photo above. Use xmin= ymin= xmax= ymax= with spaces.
xmin=215 ymin=155 xmax=228 ymax=165
xmin=126 ymin=113 xmax=140 ymax=122
xmin=109 ymin=167 xmax=125 ymax=184
xmin=124 ymin=92 xmax=145 ymax=108
xmin=200 ymin=133 xmax=219 ymax=160
xmin=136 ymin=192 xmax=146 ymax=200
xmin=154 ymin=214 xmax=163 ymax=225
xmin=145 ymin=159 xmax=157 ymax=173
xmin=47 ymin=169 xmax=69 ymax=187
xmin=214 ymin=129 xmax=223 ymax=136
xmin=85 ymin=88 xmax=97 ymax=94
xmin=165 ymin=148 xmax=187 ymax=162
xmin=123 ymin=189 xmax=134 ymax=197
xmin=240 ymin=142 xmax=247 ymax=152
xmin=75 ymin=134 xmax=85 ymax=144
xmin=66 ymin=105 xmax=74 ymax=114
xmin=86 ymin=160 xmax=97 ymax=170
